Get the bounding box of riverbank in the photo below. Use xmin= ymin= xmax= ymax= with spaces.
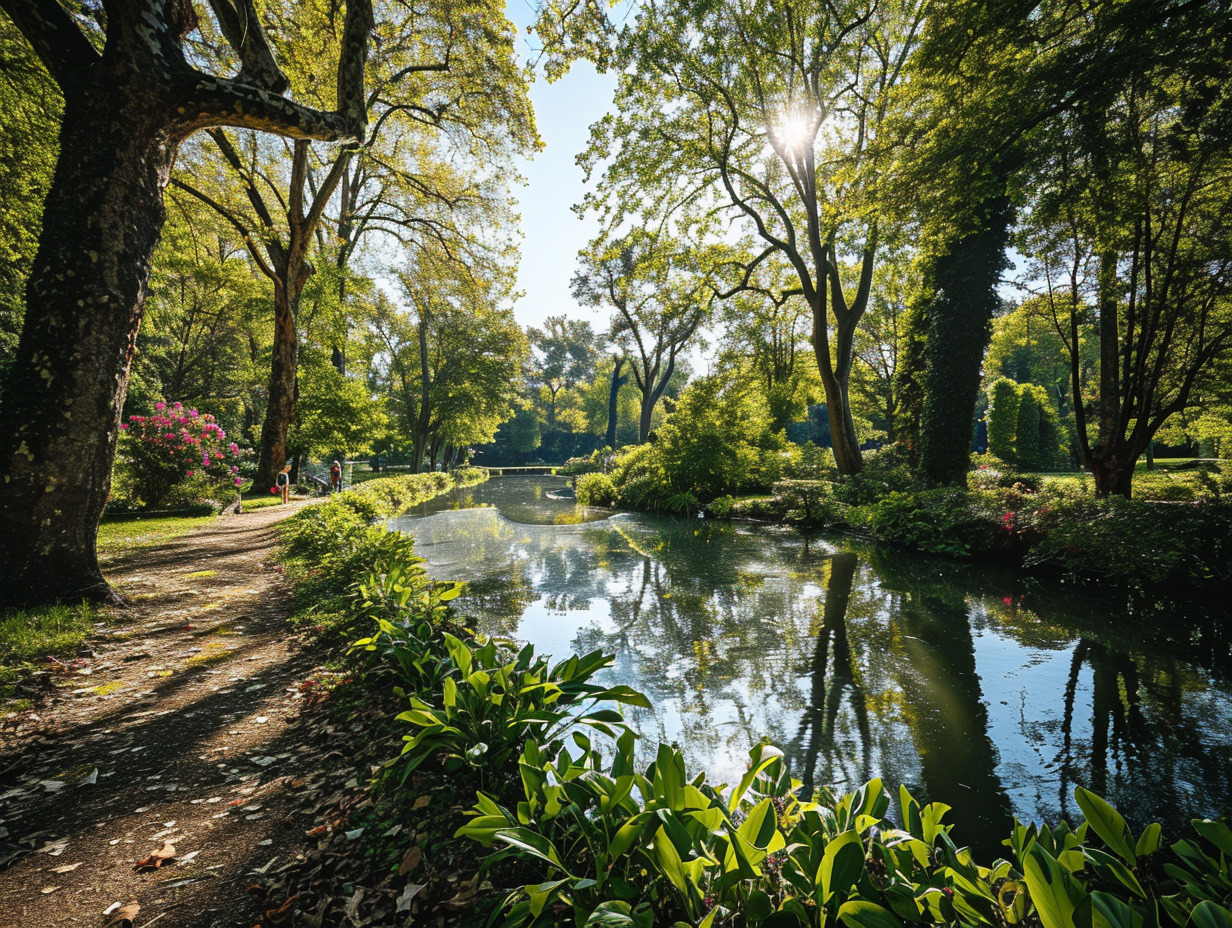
xmin=254 ymin=473 xmax=1232 ymax=928
xmin=579 ymin=452 xmax=1232 ymax=590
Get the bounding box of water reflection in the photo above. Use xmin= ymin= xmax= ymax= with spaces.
xmin=389 ymin=477 xmax=1232 ymax=852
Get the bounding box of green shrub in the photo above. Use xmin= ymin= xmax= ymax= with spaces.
xmin=773 ymin=479 xmax=841 ymax=526
xmin=859 ymin=489 xmax=976 ymax=557
xmin=574 ymin=472 xmax=618 ymax=507
xmin=1025 ymin=497 xmax=1232 ymax=584
xmin=608 ymin=377 xmax=784 ymax=509
xmin=833 ymin=443 xmax=914 ymax=505
xmin=707 ymin=495 xmax=736 ymax=519
xmin=987 ymin=377 xmax=1022 ymax=463
xmin=460 ymin=735 xmax=1232 ymax=928
xmin=394 ymin=636 xmax=647 ymax=793
xmin=276 ymin=472 xmax=487 ymax=637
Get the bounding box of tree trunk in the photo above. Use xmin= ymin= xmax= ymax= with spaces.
xmin=916 ymin=185 xmax=1017 ymax=487
xmin=812 ymin=297 xmax=863 ymax=475
xmin=253 ymin=264 xmax=307 ymax=487
xmin=0 ymin=82 xmax=181 ymax=607
xmin=1090 ymin=446 xmax=1136 ymax=498
xmin=605 ymin=358 xmax=627 ymax=449
xmin=412 ymin=312 xmax=431 ymax=472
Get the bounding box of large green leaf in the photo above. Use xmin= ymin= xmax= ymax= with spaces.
xmin=838 ymin=900 xmax=903 ymax=928
xmin=1023 ymin=843 xmax=1082 ymax=928
xmin=818 ymin=830 xmax=865 ymax=904
xmin=1074 ymin=788 xmax=1136 ymax=865
xmin=1191 ymin=901 xmax=1232 ymax=928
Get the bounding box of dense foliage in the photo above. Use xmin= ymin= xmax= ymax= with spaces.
xmin=113 ymin=402 xmax=247 ymax=510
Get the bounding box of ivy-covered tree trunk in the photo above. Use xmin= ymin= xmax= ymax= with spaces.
xmin=915 ymin=187 xmax=1016 ymax=487
xmin=0 ymin=80 xmax=180 ymax=607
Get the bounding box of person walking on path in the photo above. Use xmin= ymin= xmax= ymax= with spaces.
xmin=330 ymin=460 xmax=343 ymax=494
xmin=276 ymin=463 xmax=292 ymax=504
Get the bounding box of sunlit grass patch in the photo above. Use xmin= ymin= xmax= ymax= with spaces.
xmin=0 ymin=602 xmax=103 ymax=665
xmin=184 ymin=570 xmax=218 ymax=579
xmin=98 ymin=513 xmax=216 ymax=561
xmin=92 ymin=680 xmax=126 ymax=696
xmin=186 ymin=648 xmax=235 ymax=667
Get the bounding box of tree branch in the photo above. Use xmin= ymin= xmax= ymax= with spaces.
xmin=0 ymin=0 xmax=100 ymax=87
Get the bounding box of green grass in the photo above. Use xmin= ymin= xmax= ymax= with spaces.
xmin=241 ymin=494 xmax=286 ymax=509
xmin=1 ymin=602 xmax=110 ymax=710
xmin=97 ymin=512 xmax=217 ymax=559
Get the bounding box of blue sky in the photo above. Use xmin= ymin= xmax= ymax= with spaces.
xmin=504 ymin=2 xmax=617 ymax=334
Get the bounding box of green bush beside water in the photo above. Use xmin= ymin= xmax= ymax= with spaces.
xmin=276 ymin=468 xmax=486 ymax=640
xmin=279 ymin=475 xmax=1232 ymax=928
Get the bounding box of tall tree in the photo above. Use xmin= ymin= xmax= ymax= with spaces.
xmin=528 ymin=316 xmax=598 ymax=424
xmin=572 ymin=228 xmax=715 ymax=443
xmin=372 ymin=252 xmax=526 ymax=470
xmin=1020 ymin=1 xmax=1232 ymax=495
xmin=580 ymin=0 xmax=925 ymax=474
xmin=0 ymin=0 xmax=372 ymax=606
xmin=173 ymin=0 xmax=535 ymax=486
xmin=0 ymin=0 xmax=599 ymax=607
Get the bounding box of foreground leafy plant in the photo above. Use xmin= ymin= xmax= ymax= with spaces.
xmin=395 ymin=637 xmax=649 ymax=793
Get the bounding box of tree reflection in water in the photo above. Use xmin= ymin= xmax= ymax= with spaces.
xmin=391 ymin=477 xmax=1232 ymax=851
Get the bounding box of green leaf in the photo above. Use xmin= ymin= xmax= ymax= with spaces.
xmin=738 ymin=798 xmax=779 ymax=850
xmin=1135 ymin=823 xmax=1162 ymax=858
xmin=838 ymin=900 xmax=903 ymax=928
xmin=818 ymin=830 xmax=865 ymax=904
xmin=586 ymin=901 xmax=635 ymax=927
xmin=1074 ymin=788 xmax=1136 ymax=865
xmin=1191 ymin=901 xmax=1232 ymax=928
xmin=1022 ymin=843 xmax=1082 ymax=928
xmin=1191 ymin=820 xmax=1232 ymax=858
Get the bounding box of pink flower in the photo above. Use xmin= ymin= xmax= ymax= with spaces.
xmin=173 ymin=401 xmax=182 ymax=408
xmin=155 ymin=401 xmax=166 ymax=411
xmin=231 ymin=466 xmax=239 ymax=473
xmin=1002 ymin=596 xmax=1013 ymax=605
xmin=119 ymin=423 xmax=128 ymax=430
xmin=234 ymin=477 xmax=243 ymax=486
xmin=190 ymin=408 xmax=198 ymax=418
xmin=187 ymin=470 xmax=195 ymax=477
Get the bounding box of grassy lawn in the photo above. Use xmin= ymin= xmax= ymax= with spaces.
xmin=97 ymin=512 xmax=217 ymax=559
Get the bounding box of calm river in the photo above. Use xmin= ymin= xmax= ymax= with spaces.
xmin=389 ymin=476 xmax=1232 ymax=856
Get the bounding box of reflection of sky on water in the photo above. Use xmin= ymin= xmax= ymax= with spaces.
xmin=389 ymin=477 xmax=1232 ymax=856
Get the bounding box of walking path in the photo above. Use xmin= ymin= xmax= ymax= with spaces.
xmin=0 ymin=501 xmax=325 ymax=928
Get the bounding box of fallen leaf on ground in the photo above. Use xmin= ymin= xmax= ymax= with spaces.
xmin=396 ymin=883 xmax=425 ymax=913
xmin=135 ymin=842 xmax=176 ymax=870
xmin=50 ymin=862 xmax=82 ymax=873
xmin=411 ymin=795 xmax=430 ymax=810
xmin=40 ymin=886 xmax=60 ymax=894
xmin=397 ymin=846 xmax=421 ymax=876
xmin=344 ymin=888 xmax=365 ymax=925
xmin=101 ymin=901 xmax=140 ymax=927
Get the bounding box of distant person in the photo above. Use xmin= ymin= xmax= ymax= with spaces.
xmin=330 ymin=460 xmax=343 ymax=493
xmin=276 ymin=463 xmax=292 ymax=504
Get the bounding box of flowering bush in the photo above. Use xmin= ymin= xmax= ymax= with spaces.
xmin=116 ymin=401 xmax=249 ymax=509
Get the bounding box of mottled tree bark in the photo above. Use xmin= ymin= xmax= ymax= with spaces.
xmin=0 ymin=0 xmax=372 ymax=606
xmin=0 ymin=78 xmax=178 ymax=605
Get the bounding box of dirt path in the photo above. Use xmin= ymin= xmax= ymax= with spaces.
xmin=0 ymin=500 xmax=329 ymax=928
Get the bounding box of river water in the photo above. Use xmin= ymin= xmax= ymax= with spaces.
xmin=389 ymin=476 xmax=1232 ymax=856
